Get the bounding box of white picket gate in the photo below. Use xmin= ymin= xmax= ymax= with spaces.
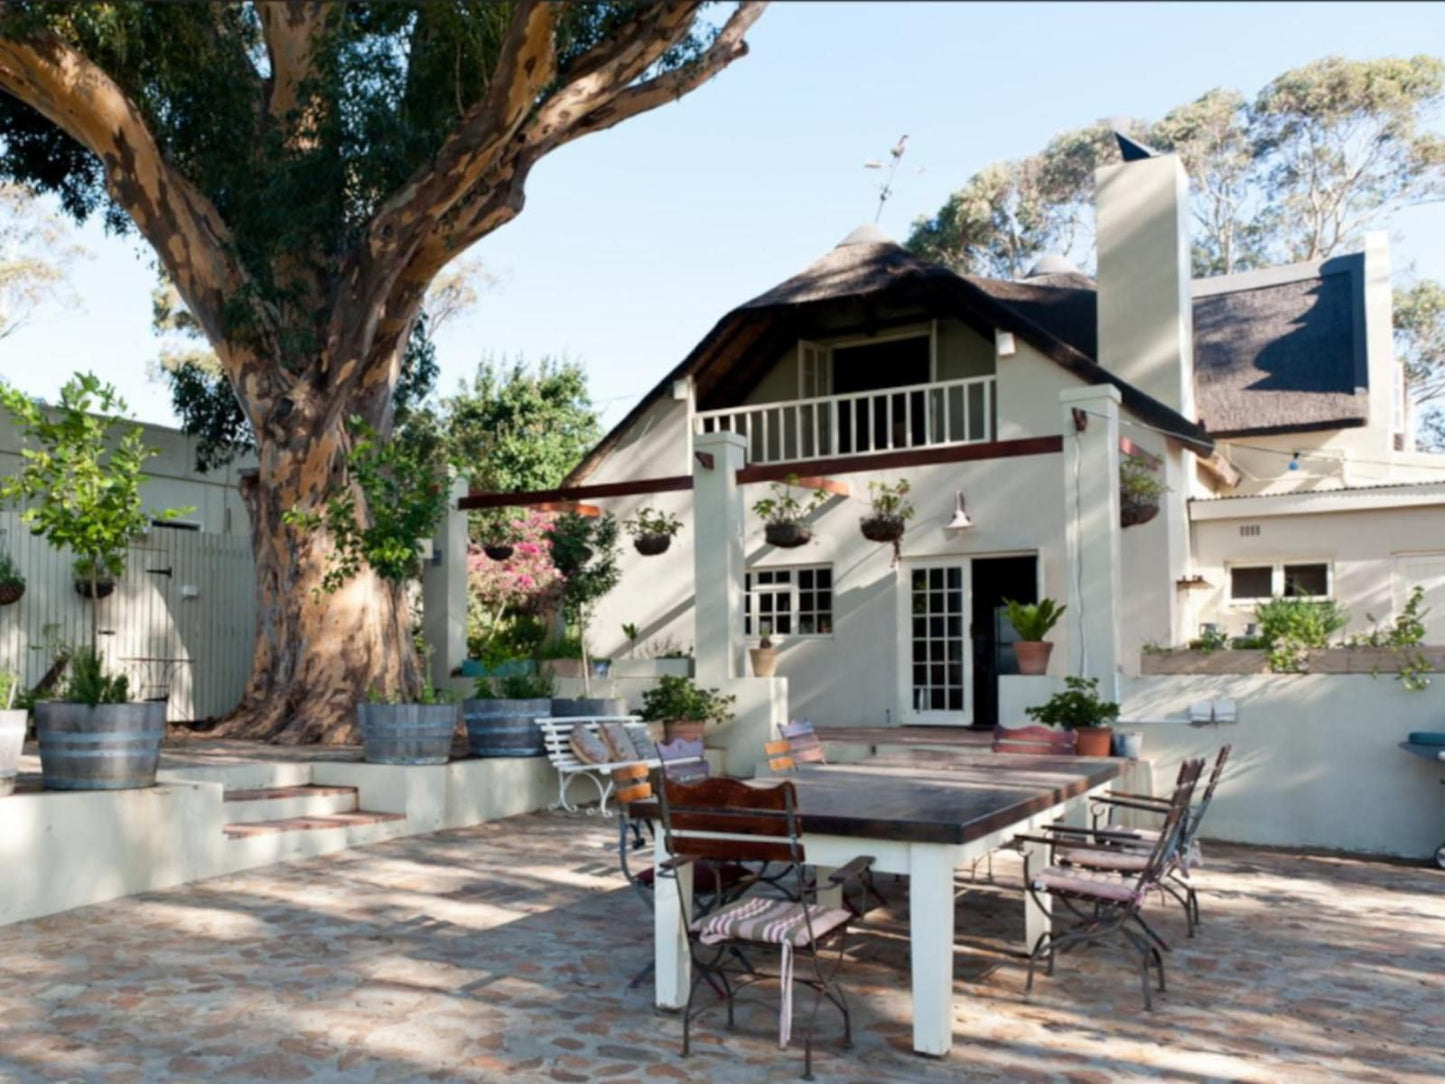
xmin=0 ymin=512 xmax=256 ymax=722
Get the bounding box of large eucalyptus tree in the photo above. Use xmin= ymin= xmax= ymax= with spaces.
xmin=0 ymin=1 xmax=765 ymax=742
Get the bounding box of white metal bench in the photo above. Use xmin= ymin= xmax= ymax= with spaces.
xmin=536 ymin=716 xmax=704 ymax=816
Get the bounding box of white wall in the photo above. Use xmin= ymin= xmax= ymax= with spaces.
xmin=1000 ymin=671 xmax=1444 ymax=859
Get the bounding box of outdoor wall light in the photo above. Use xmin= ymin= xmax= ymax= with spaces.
xmin=944 ymin=491 xmax=974 ymax=531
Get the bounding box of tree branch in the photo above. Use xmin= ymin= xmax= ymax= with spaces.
xmin=259 ymin=1 xmax=333 ymax=133
xmin=0 ymin=17 xmax=272 ymax=385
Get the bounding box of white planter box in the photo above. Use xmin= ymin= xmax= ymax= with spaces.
xmin=608 ymin=659 xmax=693 ymax=679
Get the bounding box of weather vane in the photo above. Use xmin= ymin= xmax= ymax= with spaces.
xmin=863 ymin=134 xmax=921 ymax=223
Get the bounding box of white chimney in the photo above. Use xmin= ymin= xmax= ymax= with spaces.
xmin=1094 ymin=146 xmax=1194 ymax=419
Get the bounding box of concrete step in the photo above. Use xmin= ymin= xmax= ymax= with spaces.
xmin=221 ymin=785 xmax=359 ymax=824
xmin=222 ymin=810 xmax=405 ymax=839
xmin=159 ymin=760 xmax=315 ymax=791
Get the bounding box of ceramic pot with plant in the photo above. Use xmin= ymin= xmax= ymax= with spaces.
xmin=625 ymin=506 xmax=683 ymax=556
xmin=860 ymin=478 xmax=915 ymax=563
xmin=754 ymin=474 xmax=829 ymax=549
xmin=0 ymin=669 xmax=26 ymax=796
xmin=1025 ymin=675 xmax=1120 ymax=757
xmin=34 ymin=649 xmax=165 ymax=790
xmin=1120 ymin=455 xmax=1168 ymax=528
xmin=1005 ymin=597 xmax=1065 ymax=676
xmin=0 ymin=551 xmax=25 ymax=607
xmin=749 ymin=622 xmax=779 ymax=678
xmin=638 ymin=674 xmax=736 ymax=743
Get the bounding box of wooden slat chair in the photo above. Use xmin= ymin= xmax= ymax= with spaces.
xmin=992 ymin=724 xmax=1077 ymax=756
xmin=782 ymin=719 xmax=827 ymax=767
xmin=1014 ymin=757 xmax=1205 ymax=1010
xmin=656 ymin=736 xmax=711 ymax=784
xmin=657 ymin=777 xmax=874 ymax=1080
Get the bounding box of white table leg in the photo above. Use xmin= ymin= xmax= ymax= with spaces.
xmin=1019 ymin=835 xmax=1052 ymax=954
xmin=812 ymin=865 xmax=842 ymax=910
xmin=654 ymin=828 xmax=691 ymax=1010
xmin=908 ymin=843 xmax=956 ymax=1057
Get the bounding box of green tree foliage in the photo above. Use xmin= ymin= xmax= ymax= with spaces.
xmin=0 ymin=182 xmax=85 ymax=343
xmin=909 ymin=55 xmax=1445 ymax=278
xmin=546 ymin=510 xmax=621 ymax=689
xmin=1396 ymin=281 xmax=1445 ymax=448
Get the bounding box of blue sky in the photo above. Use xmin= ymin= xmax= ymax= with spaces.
xmin=3 ymin=1 xmax=1444 ymax=429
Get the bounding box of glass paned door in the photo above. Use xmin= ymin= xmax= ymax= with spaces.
xmin=900 ymin=560 xmax=970 ymax=723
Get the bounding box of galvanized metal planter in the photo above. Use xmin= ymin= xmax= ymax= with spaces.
xmin=0 ymin=709 xmax=27 ymax=796
xmin=550 ymin=697 xmax=628 ymax=720
xmin=462 ymin=698 xmax=551 ymax=757
xmin=35 ymin=702 xmax=165 ymax=790
xmin=356 ymin=703 xmax=457 ymax=765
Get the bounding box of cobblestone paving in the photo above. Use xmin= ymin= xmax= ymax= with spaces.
xmin=0 ymin=813 xmax=1440 ymax=1083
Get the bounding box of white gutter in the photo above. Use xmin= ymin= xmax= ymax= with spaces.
xmin=1190 ymin=481 xmax=1445 ymax=521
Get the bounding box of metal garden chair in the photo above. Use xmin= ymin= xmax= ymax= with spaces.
xmin=1013 ymin=757 xmax=1205 ymax=1010
xmin=656 ymin=776 xmax=874 ymax=1080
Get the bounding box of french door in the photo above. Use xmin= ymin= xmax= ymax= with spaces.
xmin=897 ymin=558 xmax=972 ymax=725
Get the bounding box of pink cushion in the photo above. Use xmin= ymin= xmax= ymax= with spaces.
xmin=1058 ymin=847 xmax=1150 ymax=873
xmin=1032 ymin=867 xmax=1140 ymax=903
xmin=693 ymin=896 xmax=851 ymax=947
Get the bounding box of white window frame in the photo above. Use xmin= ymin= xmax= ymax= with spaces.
xmin=896 ymin=556 xmax=973 ymax=725
xmin=744 ymin=564 xmax=835 ymax=640
xmin=1226 ymin=559 xmax=1334 ymax=605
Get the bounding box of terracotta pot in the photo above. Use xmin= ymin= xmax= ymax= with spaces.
xmin=1074 ymin=726 xmax=1114 ymax=757
xmin=1013 ymin=641 xmax=1053 ymax=676
xmin=1121 ymin=499 xmax=1159 ymax=528
xmin=633 ymin=533 xmax=672 ymax=556
xmin=483 ymin=544 xmax=514 ymax=561
xmin=764 ymin=523 xmax=811 ymax=549
xmin=663 ymin=719 xmax=706 ymax=743
xmin=749 ymin=646 xmax=779 ymax=678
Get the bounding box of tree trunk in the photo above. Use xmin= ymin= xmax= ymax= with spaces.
xmin=213 ymin=411 xmax=421 ymax=745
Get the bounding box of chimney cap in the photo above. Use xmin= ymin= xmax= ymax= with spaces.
xmin=1024 ymin=253 xmax=1083 ymax=279
xmin=837 ymin=223 xmax=893 ymax=247
xmin=1115 ymin=131 xmax=1163 ymax=162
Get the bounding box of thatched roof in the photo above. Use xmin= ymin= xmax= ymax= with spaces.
xmin=569 ymin=231 xmax=1215 ymax=481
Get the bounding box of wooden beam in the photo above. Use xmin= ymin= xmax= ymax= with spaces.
xmin=458 ymin=475 xmax=693 ymax=509
xmin=735 ymin=437 xmax=1064 ymax=485
xmin=791 ymin=476 xmax=850 ymax=497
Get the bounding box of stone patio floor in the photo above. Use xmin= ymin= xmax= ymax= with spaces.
xmin=0 ymin=813 xmax=1441 ymax=1084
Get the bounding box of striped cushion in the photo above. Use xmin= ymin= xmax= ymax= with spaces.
xmin=1088 ymin=828 xmax=1204 ymax=870
xmin=1032 ymin=867 xmax=1140 ymax=903
xmin=693 ymin=896 xmax=851 ymax=947
xmin=1058 ymin=847 xmax=1149 ymax=873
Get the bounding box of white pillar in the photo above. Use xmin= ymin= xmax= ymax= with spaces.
xmin=692 ymin=430 xmax=747 ymax=684
xmin=1059 ymin=386 xmax=1122 ymax=692
xmin=422 ymin=477 xmax=471 ymax=687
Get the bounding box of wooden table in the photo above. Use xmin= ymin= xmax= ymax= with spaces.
xmin=641 ymin=752 xmax=1120 ymax=1058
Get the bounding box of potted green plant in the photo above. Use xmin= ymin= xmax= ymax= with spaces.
xmin=462 ymin=668 xmax=556 ymax=758
xmin=0 ymin=373 xmax=188 ymax=650
xmin=476 ymin=508 xmax=516 ymax=561
xmin=753 ymin=475 xmax=829 ymax=549
xmin=625 ymin=506 xmax=683 ymax=556
xmin=860 ymin=478 xmax=915 ymax=563
xmin=33 ymin=648 xmax=165 ymax=789
xmin=1005 ymin=597 xmax=1066 ymax=676
xmin=638 ymin=674 xmax=736 ymax=743
xmin=286 ymin=417 xmax=457 ymax=762
xmin=0 ymin=669 xmax=25 ymax=796
xmin=749 ymin=620 xmax=779 ymax=678
xmin=1025 ymin=675 xmax=1120 ymax=757
xmin=1120 ymin=456 xmax=1167 ymax=528
xmin=0 ymin=549 xmax=24 ymax=606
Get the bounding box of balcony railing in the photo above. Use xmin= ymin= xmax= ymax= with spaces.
xmin=693 ymin=375 xmax=995 ymax=466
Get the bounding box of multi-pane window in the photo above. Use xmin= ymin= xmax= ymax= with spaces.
xmin=910 ymin=565 xmax=965 ymax=713
xmin=744 ymin=566 xmax=833 ymax=637
xmin=1228 ymin=562 xmax=1331 ymax=602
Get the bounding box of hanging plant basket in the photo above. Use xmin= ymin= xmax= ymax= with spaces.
xmin=0 ymin=583 xmax=23 ymax=606
xmin=633 ymin=533 xmax=672 ymax=557
xmin=764 ymin=522 xmax=812 ymax=549
xmin=860 ymin=514 xmax=906 ymax=545
xmin=483 ymin=544 xmax=515 ymax=561
xmin=1120 ymin=499 xmax=1160 ymax=528
xmin=74 ymin=578 xmax=115 ymax=600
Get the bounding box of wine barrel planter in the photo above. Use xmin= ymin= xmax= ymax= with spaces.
xmin=1120 ymin=499 xmax=1159 ymax=528
xmin=463 ymin=697 xmax=551 ymax=757
xmin=551 ymin=697 xmax=629 ymax=719
xmin=35 ymin=702 xmax=165 ymax=790
xmin=483 ymin=544 xmax=514 ymax=561
xmin=633 ymin=533 xmax=672 ymax=556
xmin=764 ymin=523 xmax=811 ymax=549
xmin=0 ymin=709 xmax=27 ymax=797
xmin=356 ymin=703 xmax=457 ymax=765
xmin=74 ymin=578 xmax=116 ymax=600
xmin=0 ymin=582 xmax=24 ymax=606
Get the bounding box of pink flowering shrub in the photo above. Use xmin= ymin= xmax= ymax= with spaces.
xmin=467 ymin=510 xmax=564 ymax=659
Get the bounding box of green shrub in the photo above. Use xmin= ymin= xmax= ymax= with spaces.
xmin=365 ymin=683 xmax=455 ymax=705
xmin=1025 ymin=675 xmax=1119 ymax=729
xmin=473 ymin=668 xmax=557 ymax=700
xmin=638 ymin=675 xmax=735 ymax=724
xmin=624 ymin=507 xmax=683 ymax=539
xmin=1004 ymin=598 xmax=1065 ymax=642
xmin=1255 ymin=596 xmax=1350 ymax=672
xmin=59 ymin=649 xmax=130 ymax=706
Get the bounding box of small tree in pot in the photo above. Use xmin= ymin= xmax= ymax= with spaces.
xmin=1025 ymin=675 xmax=1120 ymax=757
xmin=860 ymin=478 xmax=915 ymax=564
xmin=625 ymin=506 xmax=682 ymax=556
xmin=638 ymin=674 xmax=736 ymax=743
xmin=287 ymin=417 xmax=456 ymax=760
xmin=33 ymin=648 xmax=165 ymax=789
xmin=546 ymin=511 xmax=621 ymax=696
xmin=753 ymin=475 xmax=829 ymax=549
xmin=1004 ymin=598 xmax=1066 ymax=676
